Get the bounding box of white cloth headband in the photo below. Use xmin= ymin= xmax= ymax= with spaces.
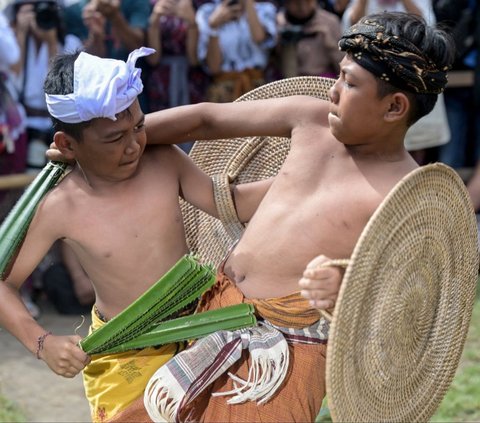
xmin=45 ymin=47 xmax=155 ymax=123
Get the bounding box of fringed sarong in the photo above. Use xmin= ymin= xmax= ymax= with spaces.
xmin=144 ymin=272 xmax=328 ymax=422
xmin=83 ymin=308 xmax=183 ymax=422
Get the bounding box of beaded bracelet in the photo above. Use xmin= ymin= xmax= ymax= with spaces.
xmin=35 ymin=331 xmax=52 ymax=359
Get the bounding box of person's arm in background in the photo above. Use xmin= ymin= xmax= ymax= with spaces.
xmin=0 ymin=11 xmax=20 ymax=67
xmin=244 ymin=0 xmax=266 ymax=43
xmin=10 ymin=3 xmax=33 ymax=76
xmin=399 ymin=0 xmax=424 ymax=18
xmin=203 ymin=1 xmax=239 ymax=74
xmin=145 ymin=0 xmax=173 ymax=66
xmin=177 ymin=0 xmax=199 ymax=65
xmin=346 ymin=0 xmax=432 ymax=28
xmin=82 ymin=0 xmax=107 ymax=57
xmin=96 ymin=0 xmax=147 ymax=53
xmin=36 ymin=23 xmax=59 ymax=62
xmin=333 ymin=0 xmax=351 ymax=16
xmin=205 ymin=33 xmax=222 ymax=74
xmin=345 ymin=0 xmax=367 ymax=27
xmin=146 ymin=0 xmax=199 ymax=67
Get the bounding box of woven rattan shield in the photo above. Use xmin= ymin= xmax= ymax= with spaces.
xmin=180 ymin=76 xmax=479 ymax=422
xmin=326 ymin=162 xmax=478 ymax=422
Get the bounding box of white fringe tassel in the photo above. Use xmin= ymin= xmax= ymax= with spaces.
xmin=144 ymin=368 xmax=184 ymax=422
xmin=212 ymin=336 xmax=289 ymax=405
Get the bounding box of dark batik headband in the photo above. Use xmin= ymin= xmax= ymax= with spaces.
xmin=338 ymin=19 xmax=448 ymax=94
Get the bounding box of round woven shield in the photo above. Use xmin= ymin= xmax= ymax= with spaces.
xmin=326 ymin=163 xmax=479 ymax=422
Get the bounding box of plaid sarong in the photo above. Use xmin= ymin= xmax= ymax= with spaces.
xmin=144 ymin=318 xmax=328 ymax=422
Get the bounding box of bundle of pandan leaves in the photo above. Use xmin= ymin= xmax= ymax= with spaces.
xmin=0 ymin=162 xmax=256 ymax=354
xmin=80 ymin=254 xmax=256 ymax=355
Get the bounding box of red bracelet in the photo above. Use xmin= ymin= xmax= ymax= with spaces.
xmin=35 ymin=331 xmax=52 ymax=359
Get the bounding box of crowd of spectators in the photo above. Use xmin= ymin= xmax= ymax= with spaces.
xmin=0 ymin=0 xmax=478 ymax=317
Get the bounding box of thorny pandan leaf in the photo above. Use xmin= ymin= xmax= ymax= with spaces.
xmin=80 ymin=255 xmax=218 ymax=354
xmin=0 ymin=162 xmax=67 ymax=280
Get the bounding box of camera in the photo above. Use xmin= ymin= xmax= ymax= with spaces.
xmin=13 ymin=0 xmax=60 ymax=31
xmin=279 ymin=25 xmax=306 ymax=43
xmin=34 ymin=1 xmax=60 ymax=31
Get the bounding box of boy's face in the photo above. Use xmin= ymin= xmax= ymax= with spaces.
xmin=72 ymin=99 xmax=147 ymax=181
xmin=327 ymin=55 xmax=393 ymax=145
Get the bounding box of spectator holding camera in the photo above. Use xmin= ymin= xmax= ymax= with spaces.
xmin=63 ymin=0 xmax=151 ymax=60
xmin=144 ymin=0 xmax=210 ymax=150
xmin=197 ymin=0 xmax=277 ymax=102
xmin=144 ymin=0 xmax=210 ymax=111
xmin=0 ymin=7 xmax=27 ymax=217
xmin=0 ymin=7 xmax=26 ymax=176
xmin=276 ymin=0 xmax=343 ymax=78
xmin=9 ymin=0 xmax=82 ymax=172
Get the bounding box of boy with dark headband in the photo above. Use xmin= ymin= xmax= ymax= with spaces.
xmin=42 ymin=11 xmax=453 ymax=422
xmin=340 ymin=18 xmax=449 ymax=95
xmin=134 ymin=11 xmax=455 ymax=422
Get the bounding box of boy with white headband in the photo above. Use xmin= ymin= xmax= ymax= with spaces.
xmin=0 ymin=47 xmax=269 ymax=422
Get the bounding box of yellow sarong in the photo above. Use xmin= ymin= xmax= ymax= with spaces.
xmin=83 ymin=308 xmax=182 ymax=422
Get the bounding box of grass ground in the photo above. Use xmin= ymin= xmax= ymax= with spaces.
xmin=431 ymin=292 xmax=480 ymax=421
xmin=0 ymin=393 xmax=24 ymax=423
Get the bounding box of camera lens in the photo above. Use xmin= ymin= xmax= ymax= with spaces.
xmin=35 ymin=1 xmax=59 ymax=31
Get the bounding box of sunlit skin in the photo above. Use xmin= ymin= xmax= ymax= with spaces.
xmin=328 ymin=56 xmax=406 ymax=152
xmin=143 ymin=53 xmax=417 ymax=305
xmin=0 ymin=98 xmax=271 ymax=378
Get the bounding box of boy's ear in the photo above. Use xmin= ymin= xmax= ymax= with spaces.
xmin=53 ymin=131 xmax=77 ymax=160
xmin=384 ymin=93 xmax=410 ymax=122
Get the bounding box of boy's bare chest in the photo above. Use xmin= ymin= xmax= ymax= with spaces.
xmin=64 ymin=175 xmax=185 ymax=260
xmin=243 ymin=159 xmax=380 ymax=260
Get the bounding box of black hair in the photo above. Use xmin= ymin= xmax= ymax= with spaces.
xmin=362 ymin=12 xmax=455 ymax=126
xmin=43 ymin=51 xmax=92 ymax=141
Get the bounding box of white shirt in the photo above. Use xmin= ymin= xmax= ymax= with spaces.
xmin=342 ymin=0 xmax=436 ymax=31
xmin=197 ymin=1 xmax=277 ymax=73
xmin=0 ymin=11 xmax=20 ymax=70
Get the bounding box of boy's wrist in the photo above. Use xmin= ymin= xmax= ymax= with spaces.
xmin=206 ymin=24 xmax=219 ymax=37
xmin=35 ymin=331 xmax=52 ymax=359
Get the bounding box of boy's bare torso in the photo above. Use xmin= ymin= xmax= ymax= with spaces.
xmin=43 ymin=146 xmax=189 ymax=319
xmin=225 ymin=123 xmax=417 ymax=299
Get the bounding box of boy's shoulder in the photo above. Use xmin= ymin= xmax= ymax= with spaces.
xmin=141 ymin=144 xmax=187 ymax=167
xmin=40 ymin=170 xmax=82 ymax=209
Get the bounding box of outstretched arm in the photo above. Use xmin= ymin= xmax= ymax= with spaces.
xmin=144 ymin=95 xmax=327 ymax=145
